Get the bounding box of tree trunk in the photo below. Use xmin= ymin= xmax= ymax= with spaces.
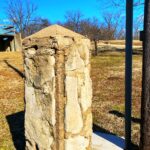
xmin=94 ymin=40 xmax=98 ymax=56
xmin=140 ymin=0 xmax=150 ymax=150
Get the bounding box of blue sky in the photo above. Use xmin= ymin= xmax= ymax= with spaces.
xmin=0 ymin=0 xmax=144 ymax=29
xmin=35 ymin=0 xmax=100 ymax=22
xmin=0 ymin=0 xmax=102 ymax=23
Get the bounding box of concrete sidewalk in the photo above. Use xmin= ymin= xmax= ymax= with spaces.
xmin=92 ymin=132 xmax=125 ymax=150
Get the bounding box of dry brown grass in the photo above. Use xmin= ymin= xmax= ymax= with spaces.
xmin=0 ymin=51 xmax=142 ymax=149
xmin=91 ymin=52 xmax=142 ymax=147
xmin=0 ymin=52 xmax=24 ymax=149
xmin=99 ymin=40 xmax=142 ymax=46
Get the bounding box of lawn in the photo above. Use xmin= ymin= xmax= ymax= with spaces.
xmin=0 ymin=52 xmax=24 ymax=150
xmin=0 ymin=51 xmax=142 ymax=149
xmin=91 ymin=52 xmax=142 ymax=147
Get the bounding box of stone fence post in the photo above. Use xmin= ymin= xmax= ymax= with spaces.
xmin=23 ymin=35 xmax=92 ymax=150
xmin=14 ymin=33 xmax=22 ymax=51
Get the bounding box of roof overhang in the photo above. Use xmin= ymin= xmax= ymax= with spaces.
xmin=0 ymin=34 xmax=14 ymax=38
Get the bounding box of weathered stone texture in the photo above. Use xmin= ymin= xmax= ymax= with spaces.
xmin=64 ymin=38 xmax=92 ymax=150
xmin=23 ymin=34 xmax=92 ymax=150
xmin=15 ymin=33 xmax=22 ymax=51
xmin=65 ymin=76 xmax=83 ymax=134
xmin=24 ymin=40 xmax=56 ymax=150
xmin=65 ymin=136 xmax=89 ymax=150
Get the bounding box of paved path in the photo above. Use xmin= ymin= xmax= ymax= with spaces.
xmin=92 ymin=132 xmax=125 ymax=150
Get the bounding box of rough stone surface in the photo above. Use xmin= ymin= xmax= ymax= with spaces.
xmin=23 ymin=25 xmax=92 ymax=150
xmin=15 ymin=33 xmax=22 ymax=51
xmin=25 ymin=24 xmax=84 ymax=39
xmin=24 ymin=43 xmax=56 ymax=150
xmin=65 ymin=76 xmax=83 ymax=134
xmin=65 ymin=136 xmax=89 ymax=150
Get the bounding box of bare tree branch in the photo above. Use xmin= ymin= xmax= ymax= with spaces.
xmin=111 ymin=0 xmax=144 ymax=7
xmin=64 ymin=10 xmax=84 ymax=32
xmin=5 ymin=0 xmax=37 ymax=37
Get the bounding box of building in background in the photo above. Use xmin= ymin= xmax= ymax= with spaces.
xmin=0 ymin=25 xmax=22 ymax=52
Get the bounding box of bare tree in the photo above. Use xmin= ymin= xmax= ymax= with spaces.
xmin=133 ymin=15 xmax=144 ymax=40
xmin=102 ymin=13 xmax=117 ymax=40
xmin=25 ymin=17 xmax=51 ymax=36
xmin=5 ymin=0 xmax=37 ymax=37
xmin=99 ymin=0 xmax=144 ymax=8
xmin=102 ymin=12 xmax=124 ymax=40
xmin=98 ymin=0 xmax=144 ymax=40
xmin=64 ymin=10 xmax=83 ymax=32
xmin=80 ymin=18 xmax=101 ymax=55
xmin=111 ymin=0 xmax=144 ymax=7
xmin=63 ymin=10 xmax=124 ymax=55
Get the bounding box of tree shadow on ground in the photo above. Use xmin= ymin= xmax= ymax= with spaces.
xmin=6 ymin=111 xmax=25 ymax=150
xmin=109 ymin=110 xmax=141 ymax=124
xmin=93 ymin=124 xmax=139 ymax=150
xmin=4 ymin=60 xmax=24 ymax=78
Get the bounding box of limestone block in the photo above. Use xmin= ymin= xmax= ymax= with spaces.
xmin=14 ymin=33 xmax=22 ymax=51
xmin=65 ymin=44 xmax=85 ymax=71
xmin=25 ymin=48 xmax=36 ymax=58
xmin=79 ymin=68 xmax=92 ymax=112
xmin=24 ymin=58 xmax=36 ymax=85
xmin=65 ymin=136 xmax=89 ymax=150
xmin=50 ymin=36 xmax=74 ymax=50
xmin=25 ymin=85 xmax=54 ymax=150
xmin=77 ymin=40 xmax=90 ymax=66
xmin=65 ymin=76 xmax=83 ymax=134
xmin=82 ymin=112 xmax=93 ymax=137
xmin=33 ymin=55 xmax=55 ymax=87
xmin=24 ymin=47 xmax=56 ymax=150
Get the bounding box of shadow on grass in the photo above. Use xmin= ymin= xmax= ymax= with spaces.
xmin=4 ymin=60 xmax=24 ymax=78
xmin=109 ymin=110 xmax=141 ymax=124
xmin=93 ymin=124 xmax=116 ymax=135
xmin=93 ymin=124 xmax=139 ymax=150
xmin=5 ymin=110 xmax=139 ymax=150
xmin=6 ymin=111 xmax=25 ymax=150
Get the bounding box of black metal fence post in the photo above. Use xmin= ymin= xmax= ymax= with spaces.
xmin=125 ymin=0 xmax=133 ymax=149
